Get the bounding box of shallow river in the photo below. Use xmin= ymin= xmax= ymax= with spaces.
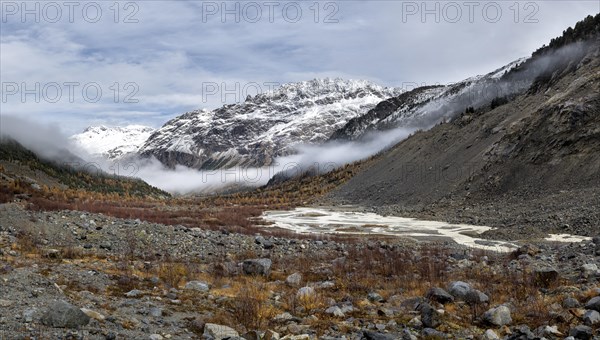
xmin=262 ymin=207 xmax=591 ymax=252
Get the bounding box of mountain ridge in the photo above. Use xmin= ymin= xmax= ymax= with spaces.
xmin=137 ymin=78 xmax=402 ymax=169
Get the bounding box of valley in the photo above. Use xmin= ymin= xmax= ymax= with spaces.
xmin=1 ymin=12 xmax=600 ymax=340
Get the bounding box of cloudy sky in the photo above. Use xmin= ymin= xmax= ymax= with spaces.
xmin=1 ymin=0 xmax=599 ymax=135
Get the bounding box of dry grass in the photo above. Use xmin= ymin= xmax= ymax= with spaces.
xmin=158 ymin=262 xmax=189 ymax=288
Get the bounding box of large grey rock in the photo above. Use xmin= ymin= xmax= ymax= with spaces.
xmin=483 ymin=305 xmax=512 ymax=326
xmin=581 ymin=263 xmax=599 ymax=278
xmin=426 ymin=287 xmax=454 ymax=304
xmin=185 ymin=280 xmax=210 ymax=292
xmin=285 ymin=272 xmax=302 ymax=286
xmin=420 ymin=303 xmax=441 ymax=329
xmin=242 ymin=258 xmax=272 ymax=276
xmin=203 ymin=323 xmax=239 ymax=339
xmin=534 ymin=267 xmax=559 ymax=287
xmin=447 ymin=281 xmax=488 ymax=304
xmin=447 ymin=281 xmax=472 ymax=300
xmin=569 ymin=325 xmax=593 ymax=340
xmin=585 ymin=296 xmax=600 ymax=311
xmin=583 ymin=309 xmax=600 ymax=326
xmin=466 ymin=289 xmax=489 ymax=304
xmin=40 ymin=300 xmax=90 ymax=328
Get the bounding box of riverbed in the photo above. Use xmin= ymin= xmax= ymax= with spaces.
xmin=262 ymin=207 xmax=591 ymax=252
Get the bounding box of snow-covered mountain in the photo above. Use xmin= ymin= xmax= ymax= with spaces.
xmin=70 ymin=125 xmax=155 ymax=160
xmin=331 ymin=57 xmax=530 ymax=140
xmin=139 ymin=78 xmax=402 ymax=169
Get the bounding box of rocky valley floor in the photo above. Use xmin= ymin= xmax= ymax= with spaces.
xmin=1 ymin=203 xmax=600 ymax=340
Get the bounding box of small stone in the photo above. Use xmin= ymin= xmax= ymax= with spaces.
xmin=325 ymin=306 xmax=344 ymax=318
xmin=483 ymin=305 xmax=512 ymax=326
xmin=401 ymin=328 xmax=418 ymax=340
xmin=0 ymin=299 xmax=13 ymax=307
xmin=516 ymin=244 xmax=540 ymax=256
xmin=482 ymin=329 xmax=500 ymax=340
xmin=408 ymin=316 xmax=422 ymax=328
xmin=184 ymin=281 xmax=210 ymax=292
xmin=273 ymin=312 xmax=294 ymax=322
xmin=367 ymin=292 xmax=384 ymax=303
xmin=563 ymin=297 xmax=581 ymax=308
xmin=99 ymin=242 xmax=112 ymax=251
xmin=422 ymin=328 xmax=446 ymax=339
xmin=125 ymin=289 xmax=143 ymax=298
xmin=43 ymin=249 xmax=61 ymax=259
xmin=203 ymin=323 xmax=239 ymax=339
xmin=255 ymin=236 xmax=274 ymax=249
xmin=149 ymin=335 xmax=163 ymax=340
xmin=540 ymin=325 xmax=562 ymax=337
xmin=80 ymin=308 xmax=105 ymax=322
xmin=296 ymin=286 xmax=315 ymax=299
xmin=285 ymin=272 xmax=302 ymax=286
xmin=149 ymin=307 xmax=163 ymax=317
xmin=23 ymin=308 xmax=37 ymax=323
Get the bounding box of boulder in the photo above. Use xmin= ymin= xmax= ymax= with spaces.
xmin=40 ymin=300 xmax=90 ymax=328
xmin=420 ymin=303 xmax=441 ymax=329
xmin=534 ymin=267 xmax=559 ymax=288
xmin=203 ymin=323 xmax=239 ymax=340
xmin=582 ymin=263 xmax=599 ymax=275
xmin=242 ymin=258 xmax=272 ymax=276
xmin=426 ymin=287 xmax=454 ymax=304
xmin=285 ymin=273 xmax=302 ymax=286
xmin=483 ymin=305 xmax=512 ymax=326
xmin=585 ymin=296 xmax=600 ymax=311
xmin=447 ymin=281 xmax=472 ymax=300
xmin=185 ymin=281 xmax=210 ymax=292
xmin=583 ymin=309 xmax=600 ymax=326
xmin=569 ymin=325 xmax=593 ymax=340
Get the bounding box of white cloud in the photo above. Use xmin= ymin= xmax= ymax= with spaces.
xmin=1 ymin=1 xmax=598 ymax=134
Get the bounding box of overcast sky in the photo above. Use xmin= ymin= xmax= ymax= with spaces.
xmin=1 ymin=0 xmax=599 ymax=135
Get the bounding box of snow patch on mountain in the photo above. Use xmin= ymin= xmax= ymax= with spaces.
xmin=139 ymin=78 xmax=402 ymax=169
xmin=70 ymin=125 xmax=155 ymax=160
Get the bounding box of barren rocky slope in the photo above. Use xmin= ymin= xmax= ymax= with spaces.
xmin=1 ymin=203 xmax=600 ymax=339
xmin=326 ymin=36 xmax=600 ymax=238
